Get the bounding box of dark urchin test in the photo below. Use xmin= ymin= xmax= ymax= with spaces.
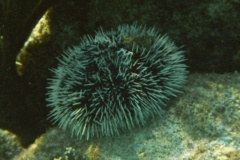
xmin=46 ymin=24 xmax=188 ymax=140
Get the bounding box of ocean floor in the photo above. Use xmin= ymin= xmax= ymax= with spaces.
xmin=1 ymin=73 xmax=240 ymax=160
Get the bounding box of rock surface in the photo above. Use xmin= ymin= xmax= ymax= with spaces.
xmin=2 ymin=73 xmax=239 ymax=160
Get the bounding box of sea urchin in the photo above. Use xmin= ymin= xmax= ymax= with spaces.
xmin=46 ymin=24 xmax=188 ymax=140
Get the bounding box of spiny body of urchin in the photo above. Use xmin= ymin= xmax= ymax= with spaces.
xmin=46 ymin=24 xmax=188 ymax=140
